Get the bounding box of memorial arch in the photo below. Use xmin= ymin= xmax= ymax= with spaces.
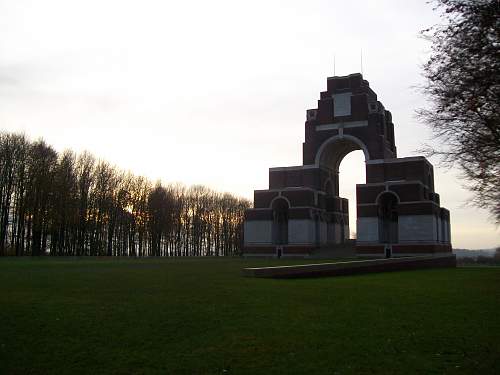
xmin=315 ymin=134 xmax=369 ymax=196
xmin=244 ymin=73 xmax=451 ymax=258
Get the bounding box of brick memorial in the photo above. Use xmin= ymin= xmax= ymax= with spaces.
xmin=243 ymin=73 xmax=452 ymax=258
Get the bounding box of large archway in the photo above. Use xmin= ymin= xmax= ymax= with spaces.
xmin=315 ymin=134 xmax=370 ymax=166
xmin=338 ymin=150 xmax=366 ymax=239
xmin=314 ymin=135 xmax=368 ymax=242
xmin=315 ymin=135 xmax=369 ymax=196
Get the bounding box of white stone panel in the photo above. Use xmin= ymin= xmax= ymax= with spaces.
xmin=288 ymin=219 xmax=314 ymax=244
xmin=357 ymin=217 xmax=379 ymax=242
xmin=244 ymin=220 xmax=273 ymax=245
xmin=333 ymin=93 xmax=352 ymax=117
xmin=399 ymin=215 xmax=438 ymax=242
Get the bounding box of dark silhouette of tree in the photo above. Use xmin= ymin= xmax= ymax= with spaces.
xmin=0 ymin=131 xmax=251 ymax=256
xmin=419 ymin=0 xmax=500 ymax=221
xmin=26 ymin=140 xmax=58 ymax=255
xmin=75 ymin=152 xmax=95 ymax=256
xmin=148 ymin=184 xmax=172 ymax=256
xmin=50 ymin=150 xmax=78 ymax=256
xmin=0 ymin=133 xmax=28 ymax=255
xmin=11 ymin=134 xmax=30 ymax=256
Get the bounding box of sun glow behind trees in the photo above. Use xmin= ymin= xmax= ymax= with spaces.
xmin=0 ymin=132 xmax=251 ymax=257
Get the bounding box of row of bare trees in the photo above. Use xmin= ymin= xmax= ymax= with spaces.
xmin=0 ymin=131 xmax=251 ymax=257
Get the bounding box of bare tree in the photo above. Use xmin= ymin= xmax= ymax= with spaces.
xmin=50 ymin=150 xmax=78 ymax=256
xmin=25 ymin=140 xmax=58 ymax=255
xmin=419 ymin=0 xmax=500 ymax=221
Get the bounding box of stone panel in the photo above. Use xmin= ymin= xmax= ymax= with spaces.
xmin=244 ymin=220 xmax=273 ymax=245
xmin=399 ymin=215 xmax=437 ymax=242
xmin=357 ymin=217 xmax=379 ymax=242
xmin=288 ymin=219 xmax=314 ymax=244
xmin=333 ymin=93 xmax=352 ymax=117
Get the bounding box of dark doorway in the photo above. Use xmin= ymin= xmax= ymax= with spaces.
xmin=272 ymin=198 xmax=289 ymax=245
xmin=378 ymin=192 xmax=398 ymax=244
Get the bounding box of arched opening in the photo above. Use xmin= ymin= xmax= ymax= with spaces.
xmin=271 ymin=198 xmax=289 ymax=245
xmin=315 ymin=135 xmax=368 ymax=242
xmin=377 ymin=192 xmax=399 ymax=244
xmin=338 ymin=150 xmax=366 ymax=239
xmin=315 ymin=135 xmax=369 ymax=169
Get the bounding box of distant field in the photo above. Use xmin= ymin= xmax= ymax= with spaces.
xmin=0 ymin=258 xmax=499 ymax=375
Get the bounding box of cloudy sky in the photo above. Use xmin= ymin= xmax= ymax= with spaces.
xmin=1 ymin=0 xmax=498 ymax=249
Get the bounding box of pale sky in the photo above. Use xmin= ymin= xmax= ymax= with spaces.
xmin=1 ymin=0 xmax=498 ymax=249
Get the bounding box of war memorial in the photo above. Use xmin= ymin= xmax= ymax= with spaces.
xmin=243 ymin=73 xmax=452 ymax=259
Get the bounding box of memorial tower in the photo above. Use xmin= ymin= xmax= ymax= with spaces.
xmin=244 ymin=73 xmax=452 ymax=258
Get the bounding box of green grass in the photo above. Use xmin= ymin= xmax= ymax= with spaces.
xmin=0 ymin=257 xmax=499 ymax=375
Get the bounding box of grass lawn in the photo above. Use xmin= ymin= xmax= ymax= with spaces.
xmin=0 ymin=257 xmax=499 ymax=375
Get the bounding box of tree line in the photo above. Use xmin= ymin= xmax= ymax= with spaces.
xmin=0 ymin=131 xmax=251 ymax=257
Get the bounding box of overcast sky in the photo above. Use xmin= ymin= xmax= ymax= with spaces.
xmin=1 ymin=0 xmax=498 ymax=249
